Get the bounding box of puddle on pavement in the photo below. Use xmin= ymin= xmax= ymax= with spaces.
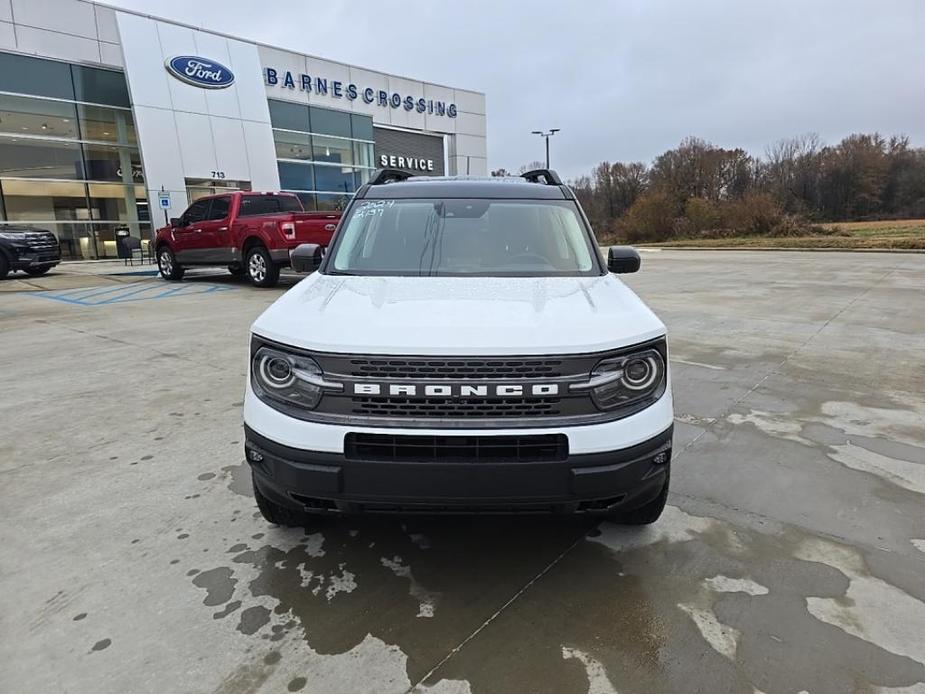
xmin=183 ymin=501 xmax=925 ymax=694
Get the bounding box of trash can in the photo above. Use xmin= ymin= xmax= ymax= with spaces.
xmin=115 ymin=227 xmax=131 ymax=260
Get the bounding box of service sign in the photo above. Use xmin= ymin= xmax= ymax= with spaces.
xmin=166 ymin=56 xmax=235 ymax=89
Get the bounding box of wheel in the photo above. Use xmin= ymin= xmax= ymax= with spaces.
xmin=245 ymin=245 xmax=280 ymax=288
xmin=253 ymin=474 xmax=308 ymax=527
xmin=157 ymin=246 xmax=184 ymax=281
xmin=608 ymin=472 xmax=669 ymax=525
xmin=0 ymin=254 xmax=9 ymax=280
xmin=25 ymin=266 xmax=52 ymax=276
xmin=228 ymin=264 xmax=245 ymax=276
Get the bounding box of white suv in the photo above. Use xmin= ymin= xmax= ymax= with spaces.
xmin=244 ymin=169 xmax=673 ymax=525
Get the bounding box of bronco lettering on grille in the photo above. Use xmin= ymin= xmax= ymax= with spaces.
xmin=352 ymin=383 xmax=562 ymax=397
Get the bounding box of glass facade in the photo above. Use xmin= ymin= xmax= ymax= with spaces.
xmin=0 ymin=52 xmax=147 ymax=259
xmin=269 ymin=99 xmax=374 ymax=211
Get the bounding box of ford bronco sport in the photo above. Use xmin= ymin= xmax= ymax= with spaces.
xmin=244 ymin=169 xmax=673 ymax=525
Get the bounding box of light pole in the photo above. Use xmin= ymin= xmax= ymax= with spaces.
xmin=531 ymin=128 xmax=560 ymax=168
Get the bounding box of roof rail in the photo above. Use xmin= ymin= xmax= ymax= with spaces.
xmin=521 ymin=168 xmax=563 ymax=186
xmin=369 ymin=168 xmax=414 ymax=185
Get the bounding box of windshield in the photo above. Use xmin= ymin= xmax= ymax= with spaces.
xmin=327 ymin=198 xmax=600 ymax=277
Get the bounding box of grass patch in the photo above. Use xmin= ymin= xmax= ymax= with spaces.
xmin=645 ymin=219 xmax=925 ymax=250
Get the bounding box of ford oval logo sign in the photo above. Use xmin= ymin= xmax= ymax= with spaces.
xmin=165 ymin=56 xmax=235 ymax=89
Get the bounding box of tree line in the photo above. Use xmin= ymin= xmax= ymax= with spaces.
xmin=494 ymin=133 xmax=925 ymax=242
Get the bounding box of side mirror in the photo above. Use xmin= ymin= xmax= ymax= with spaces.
xmin=290 ymin=243 xmax=324 ymax=273
xmin=607 ymin=246 xmax=641 ymax=274
xmin=169 ymin=217 xmax=181 ymax=228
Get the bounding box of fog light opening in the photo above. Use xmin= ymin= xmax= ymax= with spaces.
xmin=247 ymin=449 xmax=264 ymax=463
xmin=653 ymin=451 xmax=669 ymax=465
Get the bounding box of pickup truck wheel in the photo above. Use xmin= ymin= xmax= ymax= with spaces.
xmin=246 ymin=246 xmax=280 ymax=288
xmin=253 ymin=474 xmax=309 ymax=527
xmin=0 ymin=254 xmax=10 ymax=280
xmin=157 ymin=247 xmax=184 ymax=281
xmin=607 ymin=472 xmax=669 ymax=525
xmin=25 ymin=266 xmax=52 ymax=276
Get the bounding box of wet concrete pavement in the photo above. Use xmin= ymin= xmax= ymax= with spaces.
xmin=1 ymin=250 xmax=923 ymax=693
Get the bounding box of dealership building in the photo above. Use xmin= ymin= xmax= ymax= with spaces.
xmin=0 ymin=0 xmax=487 ymax=259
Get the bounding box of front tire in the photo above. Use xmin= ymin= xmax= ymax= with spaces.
xmin=157 ymin=246 xmax=184 ymax=281
xmin=25 ymin=266 xmax=52 ymax=276
xmin=608 ymin=472 xmax=669 ymax=525
xmin=0 ymin=254 xmax=9 ymax=280
xmin=253 ymin=474 xmax=308 ymax=527
xmin=245 ymin=245 xmax=280 ymax=288
xmin=228 ymin=264 xmax=245 ymax=276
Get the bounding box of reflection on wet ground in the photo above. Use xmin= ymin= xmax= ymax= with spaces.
xmin=186 ymin=495 xmax=925 ymax=694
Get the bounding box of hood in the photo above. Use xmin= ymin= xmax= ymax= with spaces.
xmin=251 ymin=274 xmax=665 ymax=356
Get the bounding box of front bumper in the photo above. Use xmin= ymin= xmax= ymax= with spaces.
xmin=245 ymin=423 xmax=672 ymax=515
xmin=10 ymin=250 xmax=60 ymax=270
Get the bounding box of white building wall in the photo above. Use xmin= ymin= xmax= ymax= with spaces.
xmin=114 ymin=11 xmax=279 ymax=219
xmin=0 ymin=0 xmax=122 ymax=67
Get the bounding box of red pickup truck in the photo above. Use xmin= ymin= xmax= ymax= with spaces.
xmin=154 ymin=191 xmax=340 ymax=287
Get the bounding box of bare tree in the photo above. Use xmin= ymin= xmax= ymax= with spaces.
xmin=519 ymin=161 xmax=546 ymax=174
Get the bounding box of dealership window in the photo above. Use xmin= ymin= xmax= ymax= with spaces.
xmin=0 ymin=52 xmax=74 ymax=101
xmin=0 ymin=52 xmax=130 ymax=107
xmin=273 ymin=130 xmax=312 ymax=160
xmin=313 ymin=165 xmax=355 ymax=193
xmin=268 ymin=100 xmax=310 ymax=132
xmin=350 ymin=114 xmax=374 ymax=141
xmin=313 ymin=135 xmax=354 ymax=167
xmin=0 ymin=138 xmax=84 ymax=179
xmin=277 ymin=162 xmax=314 ymax=191
xmin=269 ymin=99 xmax=375 ymax=211
xmin=71 ymin=64 xmax=131 ymax=108
xmin=81 ymin=143 xmax=143 ymax=182
xmin=78 ymin=105 xmax=137 ymax=145
xmin=354 ymin=141 xmax=375 ymax=169
xmin=0 ymin=93 xmax=78 ymax=139
xmin=309 ymin=106 xmax=352 ymax=138
xmin=0 ymin=52 xmax=147 ymax=259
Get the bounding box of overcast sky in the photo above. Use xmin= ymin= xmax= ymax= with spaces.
xmin=106 ymin=0 xmax=925 ymax=180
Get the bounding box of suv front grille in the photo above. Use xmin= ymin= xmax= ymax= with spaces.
xmin=351 ymin=396 xmax=562 ymax=418
xmin=345 ymin=433 xmax=568 ymax=463
xmin=347 ymin=357 xmax=564 ymax=380
xmin=25 ymin=232 xmax=58 ymax=252
xmin=257 ymin=340 xmax=668 ymax=428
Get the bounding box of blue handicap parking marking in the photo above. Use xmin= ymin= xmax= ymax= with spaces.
xmin=29 ymin=281 xmax=236 ymax=306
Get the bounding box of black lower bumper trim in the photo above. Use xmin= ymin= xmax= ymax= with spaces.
xmin=244 ymin=424 xmax=672 ymax=515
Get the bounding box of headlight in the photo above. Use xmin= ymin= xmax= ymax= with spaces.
xmin=585 ymin=348 xmax=666 ymax=410
xmin=251 ymin=346 xmax=328 ymax=410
